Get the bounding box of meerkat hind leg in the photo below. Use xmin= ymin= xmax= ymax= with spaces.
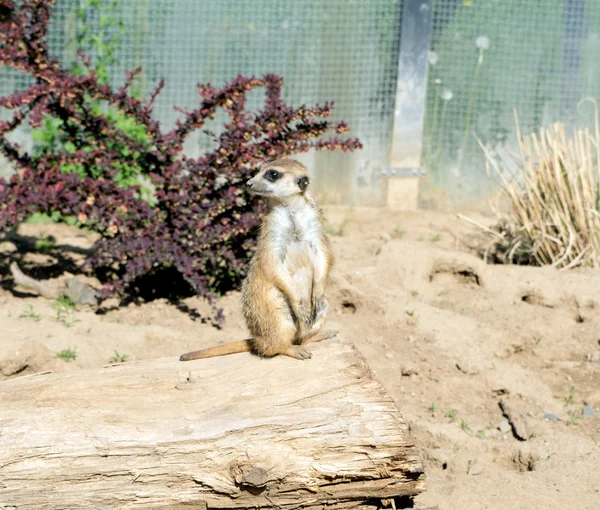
xmin=284 ymin=329 xmax=338 ymax=360
xmin=303 ymin=329 xmax=339 ymax=344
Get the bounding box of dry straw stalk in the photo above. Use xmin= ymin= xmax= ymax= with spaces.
xmin=475 ymin=107 xmax=600 ymax=269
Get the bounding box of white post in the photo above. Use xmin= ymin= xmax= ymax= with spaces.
xmin=386 ymin=0 xmax=432 ymax=210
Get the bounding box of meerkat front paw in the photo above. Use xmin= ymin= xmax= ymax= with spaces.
xmin=312 ymin=296 xmax=329 ymax=321
xmin=294 ymin=300 xmax=314 ymax=325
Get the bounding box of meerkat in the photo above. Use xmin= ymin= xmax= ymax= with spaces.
xmin=179 ymin=158 xmax=338 ymax=362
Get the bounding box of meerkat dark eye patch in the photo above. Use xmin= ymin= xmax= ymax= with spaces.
xmin=264 ymin=170 xmax=281 ymax=182
xmin=297 ymin=176 xmax=310 ymax=191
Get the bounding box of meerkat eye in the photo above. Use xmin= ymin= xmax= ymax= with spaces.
xmin=264 ymin=170 xmax=281 ymax=182
xmin=297 ymin=176 xmax=309 ymax=191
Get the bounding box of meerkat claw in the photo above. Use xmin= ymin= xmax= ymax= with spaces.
xmin=286 ymin=345 xmax=313 ymax=360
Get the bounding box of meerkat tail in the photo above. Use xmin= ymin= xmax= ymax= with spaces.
xmin=179 ymin=339 xmax=253 ymax=361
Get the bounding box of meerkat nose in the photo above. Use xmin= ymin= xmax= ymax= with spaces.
xmin=246 ymin=180 xmax=253 ymax=188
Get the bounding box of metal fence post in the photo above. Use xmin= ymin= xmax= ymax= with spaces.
xmin=385 ymin=0 xmax=432 ymax=210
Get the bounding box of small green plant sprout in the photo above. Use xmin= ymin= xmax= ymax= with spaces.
xmin=460 ymin=418 xmax=472 ymax=432
xmin=109 ymin=350 xmax=128 ymax=363
xmin=56 ymin=347 xmax=77 ymax=362
xmin=476 ymin=430 xmax=485 ymax=439
xmin=446 ymin=408 xmax=459 ymax=422
xmin=323 ymin=210 xmax=352 ymax=237
xmin=19 ymin=305 xmax=41 ymax=321
xmin=534 ymin=333 xmax=543 ymax=346
xmin=564 ymin=386 xmax=577 ymax=407
xmin=53 ymin=296 xmax=79 ymax=328
xmin=393 ymin=225 xmax=406 ymax=239
xmin=34 ymin=237 xmax=56 ymax=252
xmin=60 ymin=315 xmax=79 ymax=328
xmin=405 ymin=309 xmax=415 ymax=317
xmin=429 ymin=234 xmax=441 ymax=243
xmin=56 ymin=295 xmax=76 ymax=309
xmin=566 ymin=409 xmax=583 ymax=426
xmin=428 ymin=402 xmax=437 ymax=415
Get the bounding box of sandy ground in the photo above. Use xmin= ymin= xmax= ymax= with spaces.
xmin=1 ymin=207 xmax=599 ymax=509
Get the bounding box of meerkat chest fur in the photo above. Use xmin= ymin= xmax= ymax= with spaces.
xmin=268 ymin=201 xmax=324 ymax=271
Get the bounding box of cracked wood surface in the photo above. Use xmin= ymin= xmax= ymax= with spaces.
xmin=0 ymin=339 xmax=425 ymax=509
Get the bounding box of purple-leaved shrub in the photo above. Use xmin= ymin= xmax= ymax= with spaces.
xmin=0 ymin=0 xmax=361 ymax=322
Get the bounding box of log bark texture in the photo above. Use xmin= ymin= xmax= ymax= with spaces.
xmin=0 ymin=339 xmax=425 ymax=509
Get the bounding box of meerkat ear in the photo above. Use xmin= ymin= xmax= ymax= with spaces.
xmin=297 ymin=176 xmax=310 ymax=191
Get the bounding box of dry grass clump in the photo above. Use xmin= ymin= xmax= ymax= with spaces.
xmin=473 ymin=109 xmax=600 ymax=269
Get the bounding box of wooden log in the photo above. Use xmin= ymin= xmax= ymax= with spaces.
xmin=0 ymin=339 xmax=425 ymax=509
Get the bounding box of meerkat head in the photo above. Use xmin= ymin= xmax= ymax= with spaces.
xmin=246 ymin=158 xmax=310 ymax=200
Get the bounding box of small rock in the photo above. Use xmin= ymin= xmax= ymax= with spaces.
xmin=499 ymin=400 xmax=529 ymax=440
xmin=385 ymin=352 xmax=394 ymax=360
xmin=401 ymin=364 xmax=418 ymax=377
xmin=587 ymin=352 xmax=600 ymax=362
xmin=494 ymin=349 xmax=511 ymax=359
xmin=379 ymin=232 xmax=392 ymax=242
xmin=65 ymin=277 xmax=98 ymax=307
xmin=543 ymin=413 xmax=559 ymax=422
xmin=583 ymin=405 xmax=597 ymax=417
xmin=455 ymin=361 xmax=480 ymax=376
xmin=498 ymin=419 xmax=511 ymax=433
xmin=468 ymin=463 xmax=483 ymax=476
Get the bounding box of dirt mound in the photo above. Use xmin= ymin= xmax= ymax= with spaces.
xmin=0 ymin=340 xmax=57 ymax=379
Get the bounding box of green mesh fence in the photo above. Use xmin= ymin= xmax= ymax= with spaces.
xmin=4 ymin=1 xmax=599 ymax=207
xmin=423 ymin=0 xmax=600 ymax=206
xmin=0 ymin=0 xmax=402 ymax=205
